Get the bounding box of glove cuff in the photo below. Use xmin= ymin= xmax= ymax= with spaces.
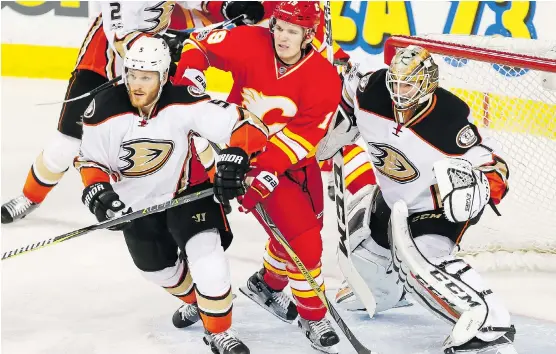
xmin=82 ymin=182 xmax=112 ymax=210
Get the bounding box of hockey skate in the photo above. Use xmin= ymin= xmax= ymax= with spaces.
xmin=444 ymin=325 xmax=517 ymax=354
xmin=298 ymin=317 xmax=340 ymax=354
xmin=239 ymin=269 xmax=298 ymax=323
xmin=172 ymin=302 xmax=201 ymax=328
xmin=203 ymin=329 xmax=250 ymax=354
xmin=1 ymin=195 xmax=39 ymax=224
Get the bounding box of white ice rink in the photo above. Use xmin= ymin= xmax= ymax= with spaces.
xmin=2 ymin=78 xmax=556 ymax=354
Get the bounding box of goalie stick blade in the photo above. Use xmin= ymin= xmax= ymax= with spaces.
xmin=238 ymin=286 xmax=296 ymax=324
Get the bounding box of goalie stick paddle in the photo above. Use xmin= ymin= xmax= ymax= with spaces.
xmin=208 ymin=142 xmax=376 ymax=354
xmin=2 ymin=188 xmax=213 ymax=261
xmin=36 ymin=14 xmax=246 ymax=106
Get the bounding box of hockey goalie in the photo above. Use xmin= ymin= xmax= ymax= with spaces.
xmin=318 ymin=46 xmax=517 ymax=354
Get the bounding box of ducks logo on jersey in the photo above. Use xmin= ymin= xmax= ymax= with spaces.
xmin=120 ymin=138 xmax=175 ymax=177
xmin=368 ymin=143 xmax=419 ymax=183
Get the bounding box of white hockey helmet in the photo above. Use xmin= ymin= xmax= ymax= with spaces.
xmin=123 ymin=36 xmax=171 ymax=99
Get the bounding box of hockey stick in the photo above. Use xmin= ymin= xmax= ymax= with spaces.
xmin=209 ymin=141 xmax=376 ymax=354
xmin=322 ymin=0 xmax=378 ymax=318
xmin=36 ymin=14 xmax=246 ymax=106
xmin=36 ymin=76 xmax=121 ymax=106
xmin=2 ymin=188 xmax=213 ymax=261
xmin=254 ymin=205 xmax=376 ymax=354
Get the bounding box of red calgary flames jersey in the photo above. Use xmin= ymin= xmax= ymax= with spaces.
xmin=174 ymin=25 xmax=341 ymax=174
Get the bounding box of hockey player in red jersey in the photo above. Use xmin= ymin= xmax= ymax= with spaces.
xmin=174 ymin=2 xmax=343 ymax=352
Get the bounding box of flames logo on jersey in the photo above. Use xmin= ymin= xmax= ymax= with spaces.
xmin=119 ymin=139 xmax=174 ymax=177
xmin=368 ymin=143 xmax=419 ymax=183
xmin=241 ymin=88 xmax=297 ymax=135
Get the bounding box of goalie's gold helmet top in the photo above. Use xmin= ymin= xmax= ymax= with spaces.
xmin=386 ymin=45 xmax=439 ymax=118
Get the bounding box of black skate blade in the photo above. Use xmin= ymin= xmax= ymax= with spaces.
xmin=310 ymin=342 xmax=339 ymax=354
xmin=1 ymin=207 xmax=14 ymax=224
xmin=239 ymin=286 xmax=295 ymax=324
xmin=447 ymin=344 xmax=517 ymax=354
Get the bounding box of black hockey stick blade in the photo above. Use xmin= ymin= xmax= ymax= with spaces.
xmin=2 ymin=188 xmax=213 ymax=260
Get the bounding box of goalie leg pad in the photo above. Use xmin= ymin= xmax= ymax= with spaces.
xmin=390 ymin=201 xmax=513 ymax=348
xmin=390 ymin=201 xmax=488 ymax=346
xmin=348 ymin=237 xmax=404 ymax=313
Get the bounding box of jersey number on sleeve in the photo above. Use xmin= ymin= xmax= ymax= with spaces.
xmin=207 ymin=30 xmax=227 ymax=44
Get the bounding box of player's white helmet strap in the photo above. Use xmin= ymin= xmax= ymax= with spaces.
xmin=386 ymin=45 xmax=439 ymax=122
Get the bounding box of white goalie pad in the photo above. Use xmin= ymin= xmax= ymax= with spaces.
xmin=316 ymin=106 xmax=360 ymax=161
xmin=389 ymin=200 xmax=489 ymax=347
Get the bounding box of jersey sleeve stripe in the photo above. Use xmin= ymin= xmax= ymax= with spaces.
xmin=269 ymin=136 xmax=298 ymax=164
xmin=275 ymin=131 xmax=308 ymax=160
xmin=282 ymin=127 xmax=315 ymax=152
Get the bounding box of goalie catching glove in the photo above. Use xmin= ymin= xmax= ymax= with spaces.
xmin=213 ymin=147 xmax=279 ymax=212
xmin=433 ymin=158 xmax=490 ymax=223
xmin=82 ymin=182 xmax=131 ymax=231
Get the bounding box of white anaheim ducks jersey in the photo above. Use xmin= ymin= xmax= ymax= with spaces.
xmin=97 ymin=1 xmax=178 ymax=73
xmin=343 ymin=68 xmax=508 ymax=214
xmin=75 ymin=84 xmax=241 ymax=210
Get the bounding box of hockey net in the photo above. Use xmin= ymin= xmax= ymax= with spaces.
xmin=384 ymin=35 xmax=556 ymax=272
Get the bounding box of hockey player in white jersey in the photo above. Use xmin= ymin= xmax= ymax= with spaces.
xmin=318 ymin=46 xmax=516 ymax=354
xmin=75 ymin=37 xmax=268 ymax=354
xmin=0 ymin=1 xmax=207 ymax=224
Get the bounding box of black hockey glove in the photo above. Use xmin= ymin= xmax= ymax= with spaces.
xmin=214 ymin=147 xmax=250 ymax=204
xmin=161 ymin=33 xmax=185 ymax=63
xmin=222 ymin=1 xmax=265 ymax=25
xmin=82 ymin=182 xmax=131 ymax=231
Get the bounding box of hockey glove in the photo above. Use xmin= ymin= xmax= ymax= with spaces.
xmin=433 ymin=158 xmax=490 ymax=223
xmin=222 ymin=1 xmax=265 ymax=25
xmin=161 ymin=33 xmax=185 ymax=63
xmin=213 ymin=147 xmax=250 ymax=204
xmin=238 ymin=168 xmax=279 ymax=212
xmin=179 ymin=68 xmax=207 ymax=93
xmin=82 ymin=182 xmax=131 ymax=231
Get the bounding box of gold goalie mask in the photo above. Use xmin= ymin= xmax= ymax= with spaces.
xmin=386 ymin=45 xmax=439 ymax=123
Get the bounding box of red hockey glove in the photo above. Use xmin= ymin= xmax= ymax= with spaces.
xmin=238 ymin=168 xmax=279 ymax=212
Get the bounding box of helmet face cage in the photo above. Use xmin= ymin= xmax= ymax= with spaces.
xmin=386 ymin=46 xmax=439 ymax=110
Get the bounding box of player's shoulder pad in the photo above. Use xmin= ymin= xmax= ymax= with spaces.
xmin=82 ymin=84 xmax=133 ymax=126
xmin=356 ymin=68 xmax=392 ymax=113
xmin=412 ymin=88 xmax=482 ymax=155
xmin=158 ymin=83 xmax=210 ymax=109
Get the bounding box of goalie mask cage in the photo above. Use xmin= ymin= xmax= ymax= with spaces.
xmin=384 ymin=35 xmax=556 ymax=272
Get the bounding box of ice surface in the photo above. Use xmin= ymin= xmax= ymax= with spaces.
xmin=2 ymin=78 xmax=555 ymax=354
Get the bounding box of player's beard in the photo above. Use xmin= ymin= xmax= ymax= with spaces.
xmin=130 ymin=85 xmax=160 ymax=112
